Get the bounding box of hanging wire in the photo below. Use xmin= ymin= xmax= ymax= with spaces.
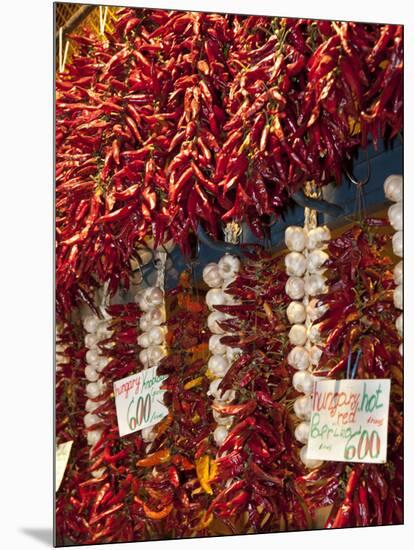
xmin=344 ymin=149 xmax=371 ymax=222
xmin=99 ymin=5 xmax=109 ymax=35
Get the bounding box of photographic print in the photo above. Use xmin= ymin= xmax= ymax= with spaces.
xmin=55 ymin=3 xmax=403 ymax=546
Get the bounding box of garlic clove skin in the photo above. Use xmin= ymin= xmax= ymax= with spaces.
xmin=85 ymin=399 xmax=102 ymax=413
xmin=139 ymin=314 xmax=153 ymax=332
xmin=393 ymin=284 xmax=403 ymax=310
xmin=308 ymin=323 xmax=322 ymax=344
xmin=208 ymin=334 xmax=227 ymax=355
xmin=96 ymin=356 xmax=109 ymax=372
xmin=292 ymin=370 xmax=314 ymax=394
xmin=287 ymin=346 xmax=310 ymax=370
xmin=213 ymin=425 xmax=229 ymax=446
xmin=393 ymin=261 xmax=403 ymax=285
xmin=287 ymin=301 xmax=307 ymax=324
xmin=384 ymin=174 xmax=403 ymax=203
xmin=285 ymin=226 xmax=308 ymax=252
xmin=207 ymin=311 xmax=227 ymax=335
xmin=96 ymin=325 xmax=112 ymax=340
xmin=148 ymin=307 xmax=165 ymax=326
xmin=392 ymin=231 xmax=403 ymax=258
xmin=86 ymin=382 xmax=101 ymax=399
xmin=295 ymin=422 xmax=310 ymax=444
xmin=396 ymin=314 xmax=403 ymax=335
xmin=293 ymin=395 xmax=312 ymax=420
xmin=300 ymin=445 xmax=323 ymax=469
xmin=86 ymin=348 xmax=100 ymax=366
xmin=304 ymin=274 xmax=327 ymax=296
xmin=288 ymin=324 xmax=308 ymax=346
xmin=208 ymin=354 xmax=230 ymax=377
xmin=206 ymin=288 xmax=228 ymax=311
xmin=306 ymin=299 xmax=328 ymax=322
xmin=285 ymin=277 xmax=305 ymax=300
xmin=202 ymin=263 xmax=223 ymax=288
xmin=218 ymin=254 xmax=241 ymax=280
xmin=147 ymin=345 xmax=167 ymax=366
xmin=139 ymin=348 xmax=150 ymax=367
xmin=85 ymin=333 xmax=99 ymax=349
xmin=285 ymin=252 xmax=307 ymax=277
xmin=388 ymin=202 xmax=402 ymax=231
xmin=148 ymin=326 xmax=166 ymax=346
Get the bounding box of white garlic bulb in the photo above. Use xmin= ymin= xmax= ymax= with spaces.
xmin=293 ymin=395 xmax=312 ymax=420
xmin=308 ymin=323 xmax=322 ymax=344
xmin=96 ymin=356 xmax=109 ymax=372
xmin=148 ymin=307 xmax=165 ymax=326
xmin=304 ymin=273 xmax=327 ymax=296
xmin=86 ymin=349 xmax=100 ymax=366
xmin=83 ymin=315 xmax=101 ymax=334
xmin=208 ymin=379 xmax=236 ymax=402
xmin=85 ymin=399 xmax=102 ymax=413
xmin=208 ymin=334 xmax=227 ymax=355
xmin=299 ymin=445 xmax=323 ymax=469
xmin=295 ymin=422 xmax=310 ymax=444
xmin=396 ymin=314 xmax=403 ymax=335
xmin=393 ymin=284 xmax=402 ymax=310
xmin=286 ymin=301 xmax=307 ymax=324
xmin=96 ymin=324 xmax=112 ymax=340
xmin=206 ymin=288 xmax=228 ymax=311
xmin=207 ymin=311 xmax=227 ymax=335
xmin=388 ymin=202 xmax=402 ymax=231
xmin=306 ymin=299 xmax=328 ymax=322
xmin=226 ymin=347 xmax=243 ymax=363
xmin=87 ymin=429 xmax=103 ymax=447
xmin=392 ymin=231 xmax=403 ymax=257
xmin=399 ymin=343 xmax=403 ymax=356
xmin=85 ymin=333 xmax=99 ymax=349
xmin=289 ymin=324 xmax=308 ymax=346
xmin=86 ymin=382 xmax=101 ymax=399
xmin=394 ymin=261 xmax=403 ymax=285
xmin=208 ymin=354 xmax=230 ymax=377
xmin=141 ymin=427 xmax=156 ymax=442
xmin=85 ymin=365 xmax=99 ymax=382
xmin=285 ymin=252 xmax=307 ymax=277
xmin=139 ymin=314 xmax=153 ymax=332
xmin=140 ymin=287 xmax=164 ymax=311
xmin=148 ymin=326 xmax=166 ymax=346
xmin=139 ymin=348 xmax=150 ymax=367
xmin=218 ymin=254 xmax=240 ymax=280
xmin=84 ymin=413 xmax=100 ymax=428
xmin=307 ymin=249 xmax=329 ymax=273
xmin=384 ymin=174 xmax=402 ymax=203
xmin=137 ymin=332 xmax=151 ymax=348
xmin=212 ymin=409 xmax=234 ymax=427
xmin=307 ymin=226 xmax=330 ymax=250
xmin=285 ymin=226 xmax=308 ymax=252
xmin=309 ymin=346 xmax=323 ymax=366
xmin=285 ymin=277 xmax=305 ymax=300
xmin=287 ymin=346 xmax=310 ymax=370
xmin=213 ymin=425 xmax=229 ymax=446
xmin=147 ymin=345 xmax=167 ymax=365
xmin=203 ymin=263 xmax=223 ymax=288
xmin=292 ymin=370 xmax=314 ymax=394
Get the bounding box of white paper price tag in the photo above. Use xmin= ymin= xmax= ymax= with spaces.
xmin=55 ymin=440 xmax=73 ymax=491
xmin=113 ymin=366 xmax=168 ymax=437
xmin=307 ymin=379 xmax=391 ymax=464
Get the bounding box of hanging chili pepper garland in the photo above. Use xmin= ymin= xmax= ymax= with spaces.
xmin=56 ymin=9 xmax=403 ymax=317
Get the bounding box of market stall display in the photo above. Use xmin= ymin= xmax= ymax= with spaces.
xmin=55 ymin=3 xmax=403 ymax=546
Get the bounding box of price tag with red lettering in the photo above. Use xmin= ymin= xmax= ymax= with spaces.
xmin=114 ymin=366 xmax=168 ymax=437
xmin=307 ymin=379 xmax=391 ymax=463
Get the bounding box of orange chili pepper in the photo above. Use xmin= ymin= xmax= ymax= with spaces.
xmin=143 ymin=502 xmax=173 ymax=520
xmin=136 ymin=449 xmax=170 ymax=467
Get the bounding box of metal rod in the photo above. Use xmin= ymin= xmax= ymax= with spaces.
xmin=291 ymin=190 xmax=344 ymax=217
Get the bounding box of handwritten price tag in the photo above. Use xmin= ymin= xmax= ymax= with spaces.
xmin=55 ymin=440 xmax=73 ymax=491
xmin=307 ymin=379 xmax=390 ymax=464
xmin=113 ymin=366 xmax=168 ymax=437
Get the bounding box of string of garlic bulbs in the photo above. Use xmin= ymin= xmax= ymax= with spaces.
xmin=285 ymin=224 xmax=330 ymax=469
xmin=136 ymin=251 xmax=168 ymax=447
xmin=203 ymin=254 xmax=241 ymax=446
xmin=384 ymin=175 xmax=403 ymax=355
xmin=83 ymin=289 xmax=112 ymax=478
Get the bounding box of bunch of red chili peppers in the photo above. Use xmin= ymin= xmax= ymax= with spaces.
xmin=297 ymin=222 xmax=403 ymax=527
xmin=56 ymin=7 xmax=403 ymax=317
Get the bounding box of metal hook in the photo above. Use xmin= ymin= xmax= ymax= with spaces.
xmin=344 ymin=149 xmax=371 ymax=186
